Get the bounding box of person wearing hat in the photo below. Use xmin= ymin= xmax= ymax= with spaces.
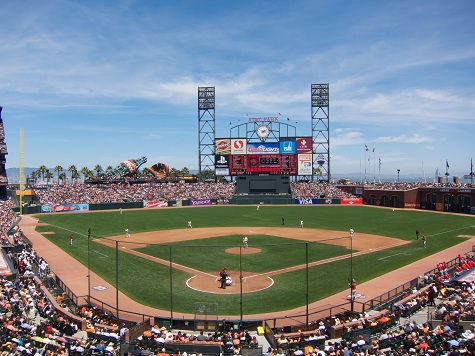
xmin=157 ymin=348 xmax=168 ymax=356
xmin=106 ymin=342 xmax=116 ymax=353
xmin=219 ymin=267 xmax=228 ymax=289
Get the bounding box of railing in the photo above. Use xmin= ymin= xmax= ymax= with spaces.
xmin=362 ymin=256 xmax=460 ymax=312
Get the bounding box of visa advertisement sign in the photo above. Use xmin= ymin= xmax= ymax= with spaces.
xmin=280 ymin=140 xmax=296 ymax=154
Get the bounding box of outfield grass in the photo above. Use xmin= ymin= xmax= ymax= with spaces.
xmin=33 ymin=205 xmax=475 ymax=315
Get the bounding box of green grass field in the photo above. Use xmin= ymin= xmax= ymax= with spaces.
xmin=33 ymin=205 xmax=475 ymax=315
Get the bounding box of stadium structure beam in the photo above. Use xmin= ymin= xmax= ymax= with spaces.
xmin=0 ymin=106 xmax=8 ymax=199
xmin=198 ymin=87 xmax=216 ymax=181
xmin=311 ymin=84 xmax=330 ymax=182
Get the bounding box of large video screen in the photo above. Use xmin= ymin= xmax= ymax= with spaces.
xmin=230 ymin=154 xmax=297 ymax=175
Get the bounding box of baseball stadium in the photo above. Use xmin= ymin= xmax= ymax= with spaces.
xmin=1 ymin=86 xmax=475 ymax=355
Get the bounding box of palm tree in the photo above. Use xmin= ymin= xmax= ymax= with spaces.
xmin=68 ymin=165 xmax=77 ymax=184
xmin=93 ymin=165 xmax=103 ymax=177
xmin=44 ymin=171 xmax=53 ymax=184
xmin=54 ymin=165 xmax=63 ymax=183
xmin=58 ymin=172 xmax=67 ymax=184
xmin=72 ymin=169 xmax=81 ymax=183
xmin=38 ymin=165 xmax=48 ymax=181
xmin=181 ymin=167 xmax=190 ymax=176
xmin=81 ymin=167 xmax=92 ymax=181
xmin=30 ymin=171 xmax=39 ymax=185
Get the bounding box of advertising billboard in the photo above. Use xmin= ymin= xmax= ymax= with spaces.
xmin=215 ymin=155 xmax=230 ymax=176
xmin=247 ymin=143 xmax=280 ymax=154
xmin=280 ymin=140 xmax=296 ymax=154
xmin=231 ymin=139 xmax=247 ymax=154
xmin=215 ymin=139 xmax=231 ymax=154
xmin=298 ymin=154 xmax=313 ymax=175
xmin=296 ymin=137 xmax=313 ymax=154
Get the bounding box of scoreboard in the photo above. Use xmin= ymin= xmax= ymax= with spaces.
xmin=230 ymin=154 xmax=297 ymax=175
xmin=215 ymin=137 xmax=313 ymax=176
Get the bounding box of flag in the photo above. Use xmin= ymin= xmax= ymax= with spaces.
xmin=471 ymin=158 xmax=473 ymax=173
xmin=446 ymin=159 xmax=449 ymax=170
xmin=379 ymin=157 xmax=381 ymax=170
xmin=365 ymin=144 xmax=368 ymax=152
xmin=373 ymin=145 xmax=375 ymax=153
xmin=279 ymin=112 xmax=281 ymax=115
xmin=287 ymin=117 xmax=290 ymax=121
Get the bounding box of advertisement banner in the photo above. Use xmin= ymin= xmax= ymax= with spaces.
xmin=231 ymin=139 xmax=247 ymax=154
xmin=215 ymin=139 xmax=231 ymax=154
xmin=280 ymin=140 xmax=296 ymax=154
xmin=296 ymin=137 xmax=313 ymax=153
xmin=404 ymin=202 xmax=420 ymax=209
xmin=340 ymin=198 xmax=363 ymax=205
xmin=143 ymin=201 xmax=168 ymax=209
xmin=190 ymin=199 xmax=212 ymax=206
xmin=216 ymin=168 xmax=230 ymax=176
xmin=41 ymin=203 xmax=90 ymax=213
xmin=295 ymin=198 xmax=316 ymax=205
xmin=298 ymin=154 xmax=313 ymax=175
xmin=215 ymin=155 xmax=230 ymax=169
xmin=247 ymin=143 xmax=280 ymax=155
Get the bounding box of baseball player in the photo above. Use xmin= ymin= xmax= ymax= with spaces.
xmin=243 ymin=236 xmax=248 ymax=248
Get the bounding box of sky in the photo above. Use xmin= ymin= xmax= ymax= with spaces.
xmin=1 ymin=0 xmax=474 ymax=178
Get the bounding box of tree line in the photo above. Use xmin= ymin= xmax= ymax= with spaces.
xmin=27 ymin=165 xmax=204 ymax=184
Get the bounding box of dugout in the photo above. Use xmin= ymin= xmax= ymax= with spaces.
xmin=234 ymin=175 xmax=290 ymax=195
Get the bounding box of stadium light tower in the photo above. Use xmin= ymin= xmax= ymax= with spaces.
xmin=198 ymin=87 xmax=216 ymax=181
xmin=311 ymin=84 xmax=330 ymax=182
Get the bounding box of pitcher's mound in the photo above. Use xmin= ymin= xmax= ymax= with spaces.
xmin=187 ymin=271 xmax=273 ymax=294
xmin=225 ymin=247 xmax=261 ymax=254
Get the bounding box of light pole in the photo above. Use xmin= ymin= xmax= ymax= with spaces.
xmin=397 ymin=169 xmax=400 ymax=182
xmin=87 ymin=228 xmax=91 ymax=304
xmin=350 ymin=233 xmax=354 ymax=315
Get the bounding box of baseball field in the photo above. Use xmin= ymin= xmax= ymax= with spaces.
xmin=33 ymin=205 xmax=475 ymax=316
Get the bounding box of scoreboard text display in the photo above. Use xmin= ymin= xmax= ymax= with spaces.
xmin=230 ymin=154 xmax=297 ymax=175
xmin=216 ymin=137 xmax=311 ymax=176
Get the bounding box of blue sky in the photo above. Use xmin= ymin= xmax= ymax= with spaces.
xmin=1 ymin=0 xmax=474 ymax=177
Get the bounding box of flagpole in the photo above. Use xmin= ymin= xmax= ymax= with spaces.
xmin=368 ymin=158 xmax=370 ymax=184
xmin=378 ymin=157 xmax=381 ymax=183
xmin=373 ymin=145 xmax=376 ymax=183
xmin=364 ymin=145 xmax=367 ymax=183
xmin=471 ymin=158 xmax=473 ymax=185
xmin=360 ymin=158 xmax=362 ymax=183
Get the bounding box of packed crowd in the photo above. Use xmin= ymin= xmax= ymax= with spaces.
xmin=129 ymin=325 xmax=259 ymax=356
xmin=33 ymin=182 xmax=236 ymax=204
xmin=0 ymin=198 xmax=16 ymax=245
xmin=342 ymin=181 xmax=475 ymax=190
xmin=25 ymin=179 xmax=475 ymax=205
xmin=0 ymin=245 xmax=127 ymax=356
xmin=31 ymin=181 xmax=361 ymax=205
xmin=290 ymin=182 xmax=357 ymax=199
